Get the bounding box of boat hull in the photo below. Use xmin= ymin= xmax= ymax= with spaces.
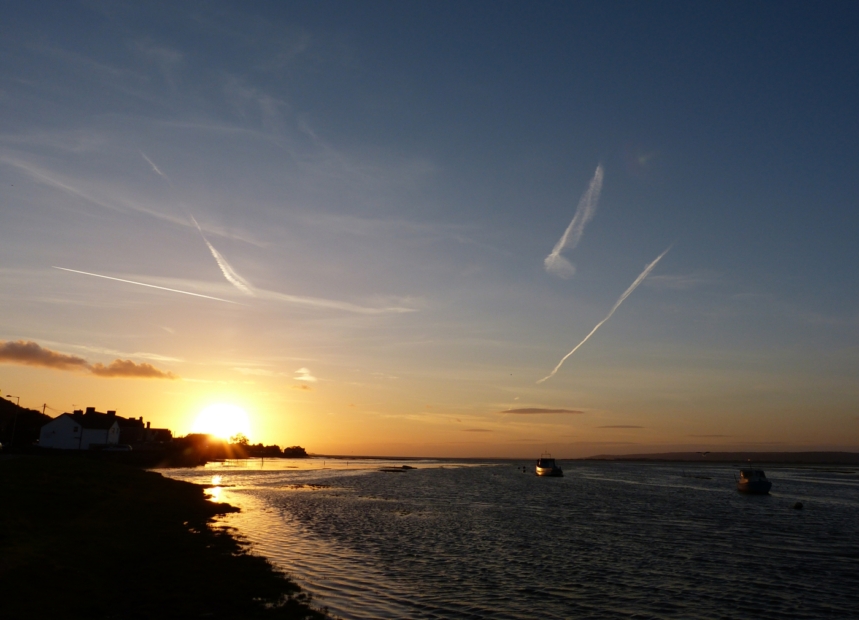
xmin=536 ymin=466 xmax=563 ymax=477
xmin=737 ymin=480 xmax=772 ymax=494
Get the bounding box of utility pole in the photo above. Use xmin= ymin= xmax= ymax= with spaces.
xmin=6 ymin=395 xmax=20 ymax=447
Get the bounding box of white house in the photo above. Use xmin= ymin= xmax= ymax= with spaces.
xmin=39 ymin=408 xmax=120 ymax=450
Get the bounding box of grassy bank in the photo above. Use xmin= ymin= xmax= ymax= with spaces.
xmin=0 ymin=456 xmax=329 ymax=619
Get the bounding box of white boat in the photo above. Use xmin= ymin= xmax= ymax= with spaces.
xmin=536 ymin=454 xmax=563 ymax=477
xmin=737 ymin=468 xmax=772 ymax=494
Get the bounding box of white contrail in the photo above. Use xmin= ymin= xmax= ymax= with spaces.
xmin=140 ymin=152 xmax=170 ymax=183
xmin=544 ymin=164 xmax=604 ymax=278
xmin=190 ymin=216 xmax=255 ymax=296
xmin=53 ymin=267 xmax=238 ymax=304
xmin=537 ymin=245 xmax=671 ymax=384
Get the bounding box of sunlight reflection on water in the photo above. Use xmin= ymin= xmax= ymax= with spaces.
xmin=162 ymin=459 xmax=859 ymax=619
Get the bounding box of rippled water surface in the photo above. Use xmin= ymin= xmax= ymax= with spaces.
xmin=163 ymin=460 xmax=859 ymax=619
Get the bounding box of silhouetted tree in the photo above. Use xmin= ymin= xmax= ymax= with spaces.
xmin=230 ymin=433 xmax=249 ymax=446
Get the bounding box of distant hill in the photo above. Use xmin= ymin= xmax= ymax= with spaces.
xmin=585 ymin=451 xmax=859 ymax=465
xmin=0 ymin=398 xmax=52 ymax=448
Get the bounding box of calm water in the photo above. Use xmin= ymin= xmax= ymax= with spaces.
xmin=162 ymin=459 xmax=859 ymax=619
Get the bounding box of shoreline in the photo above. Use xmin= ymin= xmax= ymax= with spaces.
xmin=0 ymin=455 xmax=330 ymax=619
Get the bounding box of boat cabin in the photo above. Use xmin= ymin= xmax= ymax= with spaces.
xmin=737 ymin=468 xmax=772 ymax=494
xmin=537 ymin=456 xmax=557 ymax=468
xmin=739 ymin=469 xmax=768 ymax=482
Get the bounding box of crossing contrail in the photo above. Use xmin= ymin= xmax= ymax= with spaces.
xmin=537 ymin=245 xmax=671 ymax=384
xmin=544 ymin=164 xmax=603 ymax=278
xmin=53 ymin=267 xmax=238 ymax=303
xmin=138 ymin=153 xmax=253 ymax=296
xmin=136 ymin=157 xmax=407 ymax=311
xmin=190 ymin=216 xmax=255 ymax=296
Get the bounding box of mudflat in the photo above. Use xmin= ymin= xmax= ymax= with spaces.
xmin=0 ymin=455 xmax=329 ymax=619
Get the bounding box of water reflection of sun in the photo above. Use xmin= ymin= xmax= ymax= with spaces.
xmin=192 ymin=403 xmax=251 ymax=439
xmin=207 ymin=475 xmax=223 ymax=502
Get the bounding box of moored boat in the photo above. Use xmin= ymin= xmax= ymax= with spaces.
xmin=536 ymin=454 xmax=563 ymax=477
xmin=737 ymin=468 xmax=772 ymax=494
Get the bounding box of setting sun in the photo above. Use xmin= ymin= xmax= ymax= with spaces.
xmin=192 ymin=404 xmax=251 ymax=440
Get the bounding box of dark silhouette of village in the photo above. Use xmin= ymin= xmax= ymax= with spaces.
xmin=0 ymin=396 xmax=308 ymax=466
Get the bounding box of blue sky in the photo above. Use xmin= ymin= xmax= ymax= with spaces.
xmin=1 ymin=1 xmax=857 ymax=456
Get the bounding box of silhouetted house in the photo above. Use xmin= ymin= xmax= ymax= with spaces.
xmin=39 ymin=407 xmax=120 ymax=450
xmin=117 ymin=416 xmax=173 ymax=444
xmin=117 ymin=415 xmax=146 ymax=444
xmin=38 ymin=407 xmax=172 ymax=450
xmin=145 ymin=425 xmax=173 ymax=443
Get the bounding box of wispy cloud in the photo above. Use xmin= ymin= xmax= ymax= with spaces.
xmin=233 ymin=367 xmax=278 ymax=377
xmin=294 ymin=367 xmax=317 ymax=382
xmin=598 ymin=425 xmax=644 ymax=429
xmin=191 ymin=216 xmax=255 ymax=296
xmin=255 ymin=287 xmax=415 ymax=314
xmin=53 ymin=266 xmax=238 ymax=303
xmin=1 ymin=153 xmax=194 ymax=229
xmin=644 ymin=273 xmax=711 ymax=291
xmin=291 ymin=384 xmax=312 ymax=391
xmin=500 ymin=408 xmax=584 ymax=414
xmin=2 ymin=155 xmax=120 ymax=213
xmin=544 ymin=164 xmax=603 ymax=278
xmin=372 ymin=372 xmax=399 ymax=380
xmin=0 ymin=340 xmax=176 ymax=379
xmin=462 ymin=428 xmax=493 ymax=432
xmin=132 ymin=38 xmax=184 ymax=86
xmin=538 ymin=245 xmax=672 ymax=383
xmin=57 ymin=342 xmax=182 ymax=363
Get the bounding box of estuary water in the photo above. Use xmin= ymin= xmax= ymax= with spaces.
xmin=162 ymin=460 xmax=859 ymax=619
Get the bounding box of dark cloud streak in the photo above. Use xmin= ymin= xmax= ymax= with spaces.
xmin=0 ymin=340 xmax=176 ymax=379
xmin=90 ymin=359 xmax=176 ymax=379
xmin=0 ymin=340 xmax=88 ymax=370
xmin=500 ymin=408 xmax=584 ymax=414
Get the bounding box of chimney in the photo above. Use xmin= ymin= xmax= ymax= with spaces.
xmin=86 ymin=406 xmax=95 ymax=414
xmin=73 ymin=409 xmax=83 ymax=415
xmin=146 ymin=421 xmax=151 ymax=429
xmin=107 ymin=410 xmax=116 ymax=418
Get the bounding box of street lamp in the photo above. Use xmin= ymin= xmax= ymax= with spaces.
xmin=6 ymin=395 xmax=19 ymax=406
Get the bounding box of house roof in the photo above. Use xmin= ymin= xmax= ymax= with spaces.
xmin=63 ymin=412 xmax=119 ymax=430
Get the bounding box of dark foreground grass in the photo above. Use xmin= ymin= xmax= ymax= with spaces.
xmin=0 ymin=456 xmax=330 ymax=620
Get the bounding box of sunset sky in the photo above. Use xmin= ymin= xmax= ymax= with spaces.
xmin=2 ymin=1 xmax=858 ymax=457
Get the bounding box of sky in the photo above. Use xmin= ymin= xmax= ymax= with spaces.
xmin=1 ymin=1 xmax=858 ymax=457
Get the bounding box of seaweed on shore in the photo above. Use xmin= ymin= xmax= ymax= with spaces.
xmin=0 ymin=455 xmax=330 ymax=619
